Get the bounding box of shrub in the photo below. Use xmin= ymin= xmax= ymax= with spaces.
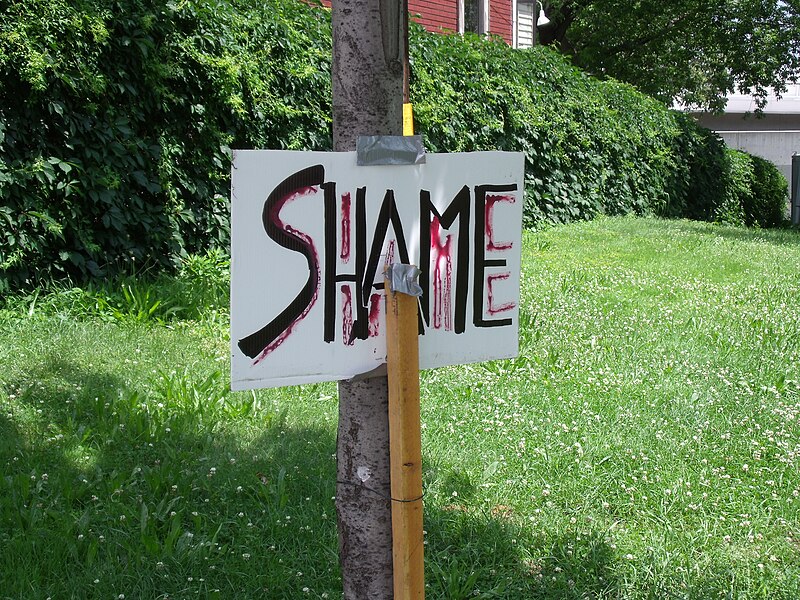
xmin=746 ymin=155 xmax=788 ymax=228
xmin=663 ymin=113 xmax=729 ymax=221
xmin=0 ymin=0 xmax=331 ymax=290
xmin=408 ymin=31 xmax=791 ymax=230
xmin=409 ymin=34 xmax=686 ymax=226
xmin=0 ymin=1 xmax=787 ymax=291
xmin=703 ymin=149 xmax=788 ymax=228
xmin=717 ymin=149 xmax=753 ymax=225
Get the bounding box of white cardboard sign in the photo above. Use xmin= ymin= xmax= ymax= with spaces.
xmin=231 ymin=150 xmax=524 ymax=390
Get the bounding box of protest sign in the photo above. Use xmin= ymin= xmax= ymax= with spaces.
xmin=231 ymin=150 xmax=524 ymax=390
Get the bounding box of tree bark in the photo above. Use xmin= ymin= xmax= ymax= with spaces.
xmin=336 ymin=376 xmax=393 ymax=599
xmin=332 ymin=0 xmax=405 ymax=149
xmin=331 ymin=1 xmax=405 ymax=598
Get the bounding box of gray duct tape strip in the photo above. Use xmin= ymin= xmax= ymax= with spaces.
xmin=386 ymin=263 xmax=423 ymax=297
xmin=356 ymin=135 xmax=426 ymax=166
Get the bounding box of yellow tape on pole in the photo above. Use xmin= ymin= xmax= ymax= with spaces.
xmin=403 ymin=103 xmax=414 ymax=136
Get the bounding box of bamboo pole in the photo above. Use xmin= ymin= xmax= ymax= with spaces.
xmin=385 ymin=274 xmax=425 ymax=600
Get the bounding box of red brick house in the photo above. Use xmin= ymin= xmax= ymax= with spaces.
xmin=409 ymin=0 xmax=541 ymax=48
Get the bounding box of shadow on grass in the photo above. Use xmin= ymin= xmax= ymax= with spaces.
xmin=0 ymin=359 xmax=117 ymax=593
xmin=5 ymin=351 xmax=772 ymax=598
xmin=1 ymin=348 xmax=624 ymax=598
xmin=424 ymin=505 xmax=620 ymax=599
xmin=0 ymin=353 xmax=339 ymax=596
xmin=10 ymin=348 xmax=741 ymax=599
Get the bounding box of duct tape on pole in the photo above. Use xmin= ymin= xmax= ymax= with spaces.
xmin=792 ymin=153 xmax=799 ymax=224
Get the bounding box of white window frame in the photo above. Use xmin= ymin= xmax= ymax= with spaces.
xmin=512 ymin=0 xmax=518 ymax=47
xmin=458 ymin=0 xmax=490 ymax=36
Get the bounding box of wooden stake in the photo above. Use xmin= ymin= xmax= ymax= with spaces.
xmin=385 ymin=275 xmax=425 ymax=600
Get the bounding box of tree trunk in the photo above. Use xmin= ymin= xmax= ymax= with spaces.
xmin=331 ymin=0 xmax=405 ymax=149
xmin=331 ymin=1 xmax=405 ymax=598
xmin=336 ymin=376 xmax=393 ymax=599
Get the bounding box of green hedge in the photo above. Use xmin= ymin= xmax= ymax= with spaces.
xmin=716 ymin=148 xmax=754 ymax=225
xmin=0 ymin=0 xmax=789 ymax=289
xmin=409 ymin=32 xmax=788 ymax=229
xmin=746 ymin=155 xmax=789 ymax=227
xmin=411 ymin=35 xmax=680 ymax=225
xmin=708 ymin=149 xmax=789 ymax=228
xmin=0 ymin=0 xmax=331 ymax=289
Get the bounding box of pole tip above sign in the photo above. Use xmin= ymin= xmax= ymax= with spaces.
xmin=230 ymin=150 xmax=525 ymax=390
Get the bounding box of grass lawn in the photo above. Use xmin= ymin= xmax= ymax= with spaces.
xmin=1 ymin=217 xmax=799 ymax=599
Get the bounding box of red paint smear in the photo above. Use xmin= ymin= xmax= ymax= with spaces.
xmin=340 ymin=192 xmax=351 ymax=263
xmin=253 ymin=185 xmax=320 ymax=365
xmin=485 ymin=194 xmax=515 ymax=252
xmin=487 ymin=272 xmax=516 ymax=315
xmin=430 ymin=216 xmax=453 ymax=330
xmin=341 ymin=285 xmax=355 ymax=346
xmin=368 ymin=293 xmax=382 ymax=337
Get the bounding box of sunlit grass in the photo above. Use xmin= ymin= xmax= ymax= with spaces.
xmin=1 ymin=217 xmax=799 ymax=598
